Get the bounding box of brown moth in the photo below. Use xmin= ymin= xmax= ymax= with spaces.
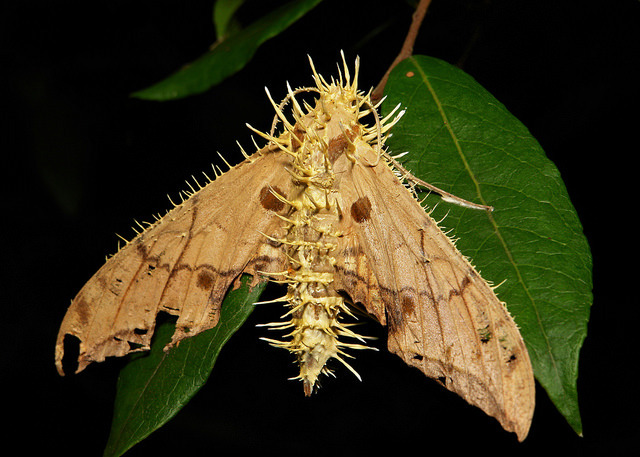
xmin=56 ymin=53 xmax=535 ymax=440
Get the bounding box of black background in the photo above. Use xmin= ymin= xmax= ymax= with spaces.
xmin=4 ymin=0 xmax=638 ymax=455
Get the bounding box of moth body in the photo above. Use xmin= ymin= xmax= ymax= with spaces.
xmin=259 ymin=64 xmax=381 ymax=394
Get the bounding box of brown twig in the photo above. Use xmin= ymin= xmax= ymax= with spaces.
xmin=372 ymin=0 xmax=432 ymax=103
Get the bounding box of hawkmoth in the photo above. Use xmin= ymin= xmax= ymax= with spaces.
xmin=56 ymin=53 xmax=535 ymax=440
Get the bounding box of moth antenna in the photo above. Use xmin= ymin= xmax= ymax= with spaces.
xmin=265 ymin=86 xmax=295 ymax=133
xmin=269 ymin=85 xmax=319 ymax=136
xmin=216 ymin=151 xmax=232 ymax=169
xmin=383 ymin=152 xmax=494 ymax=212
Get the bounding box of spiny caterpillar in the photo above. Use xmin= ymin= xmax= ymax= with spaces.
xmin=56 ymin=52 xmax=535 ymax=440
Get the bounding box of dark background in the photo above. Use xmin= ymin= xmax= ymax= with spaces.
xmin=4 ymin=0 xmax=638 ymax=455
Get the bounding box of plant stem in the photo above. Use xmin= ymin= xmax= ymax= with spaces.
xmin=372 ymin=0 xmax=432 ymax=103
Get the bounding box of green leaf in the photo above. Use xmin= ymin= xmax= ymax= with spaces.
xmin=132 ymin=0 xmax=323 ymax=101
xmin=213 ymin=0 xmax=246 ymax=41
xmin=382 ymin=55 xmax=593 ymax=435
xmin=103 ymin=276 xmax=265 ymax=457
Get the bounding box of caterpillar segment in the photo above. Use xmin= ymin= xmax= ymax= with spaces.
xmin=256 ymin=53 xmax=404 ymax=395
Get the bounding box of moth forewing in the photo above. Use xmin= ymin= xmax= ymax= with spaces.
xmin=330 ymin=124 xmax=534 ymax=440
xmin=56 ymin=53 xmax=534 ymax=441
xmin=55 ymin=144 xmax=298 ymax=375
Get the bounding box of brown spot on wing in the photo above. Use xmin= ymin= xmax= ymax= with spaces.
xmin=196 ymin=270 xmax=215 ymax=290
xmin=259 ymin=186 xmax=286 ymax=212
xmin=136 ymin=240 xmax=149 ymax=259
xmin=401 ymin=292 xmax=416 ymax=315
xmin=75 ymin=299 xmax=90 ymax=326
xmin=328 ymin=135 xmax=349 ymax=163
xmin=350 ymin=196 xmax=372 ymax=223
xmin=327 ymin=126 xmax=359 ymax=163
xmin=291 ymin=125 xmax=305 ymax=152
